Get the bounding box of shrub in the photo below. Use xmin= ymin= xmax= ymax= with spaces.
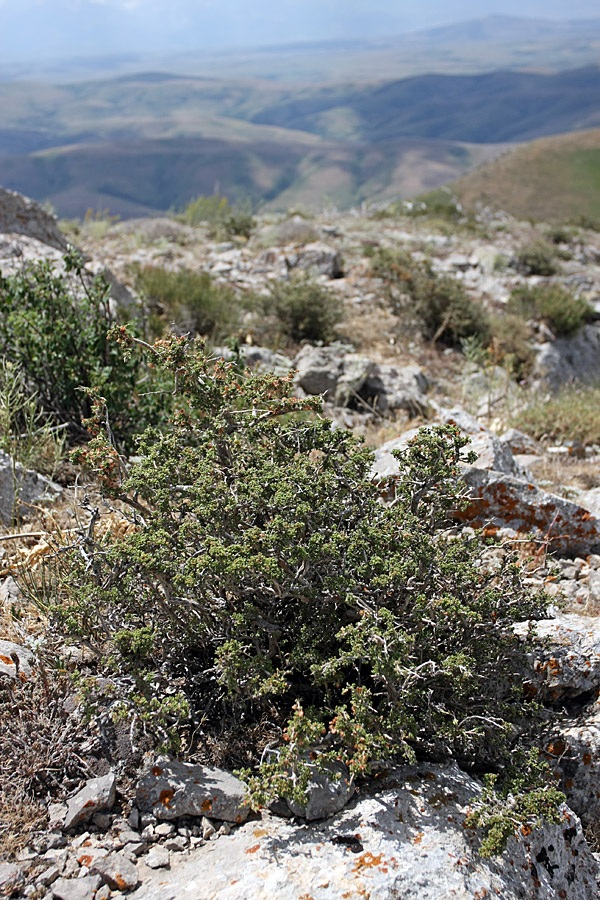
xmin=487 ymin=312 xmax=536 ymax=379
xmin=261 ymin=275 xmax=343 ymax=344
xmin=513 ymin=241 xmax=558 ymax=276
xmin=179 ymin=194 xmax=255 ymax=239
xmin=0 ymin=251 xmax=165 ymax=445
xmin=513 ymin=383 xmax=600 ymax=447
xmin=134 ymin=265 xmax=242 ymax=340
xmin=41 ymin=333 xmax=553 ymax=819
xmin=370 ymin=248 xmax=490 ymax=348
xmin=508 ymin=283 xmax=593 ymax=338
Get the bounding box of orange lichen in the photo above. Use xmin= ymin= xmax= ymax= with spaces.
xmin=246 ymin=844 xmax=260 ymax=855
xmin=151 ymin=766 xmax=163 ymax=776
xmin=353 ymin=852 xmax=383 ymax=871
xmin=159 ymin=789 xmax=174 ymax=807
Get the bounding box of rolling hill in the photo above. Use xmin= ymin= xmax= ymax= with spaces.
xmin=452 ymin=128 xmax=600 ymax=224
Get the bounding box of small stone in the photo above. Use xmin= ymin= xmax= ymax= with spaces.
xmin=47 ymin=835 xmax=67 ymax=850
xmin=72 ymin=833 xmax=91 ymax=849
xmin=62 ymin=859 xmax=80 ymax=878
xmin=201 ymin=817 xmax=215 ymax=840
xmin=63 ymin=774 xmax=117 ymax=831
xmin=218 ymin=823 xmax=231 ymax=836
xmin=91 ymin=813 xmax=112 ymax=830
xmin=177 ymin=826 xmax=191 ymax=840
xmin=37 ymin=866 xmax=59 ymax=887
xmin=78 ymin=866 xmax=90 ymax=878
xmin=164 ymin=836 xmax=187 ymax=852
xmin=51 ymin=874 xmax=102 ymax=900
xmin=127 ymin=809 xmax=140 ymax=830
xmin=140 ymin=825 xmax=156 ymax=842
xmin=145 ymin=846 xmax=170 ymax=870
xmin=91 ymin=853 xmax=140 ymax=892
xmin=0 ymin=863 xmax=23 ymax=895
xmin=189 ymin=836 xmax=203 ymax=848
xmin=118 ymin=830 xmax=142 ymax=845
xmin=139 ymin=814 xmax=156 ymax=829
xmin=154 ymin=822 xmax=175 ymax=837
xmin=17 ymin=848 xmax=37 ymax=862
xmin=95 ymin=887 xmax=111 ymax=900
xmin=24 ymin=886 xmax=36 ymax=897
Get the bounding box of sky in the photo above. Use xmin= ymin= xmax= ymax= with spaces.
xmin=1 ymin=0 xmax=599 ymax=63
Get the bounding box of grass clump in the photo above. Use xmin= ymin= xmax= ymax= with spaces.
xmin=260 ymin=275 xmax=343 ymax=344
xmin=508 ymin=283 xmax=593 ymax=338
xmin=369 ymin=247 xmax=490 ymax=348
xmin=33 ymin=331 xmax=559 ymax=847
xmin=134 ymin=265 xmax=243 ymax=340
xmin=514 ymin=383 xmax=600 ymax=447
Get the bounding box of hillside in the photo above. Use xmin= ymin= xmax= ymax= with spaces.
xmin=453 ymin=128 xmax=600 ymax=224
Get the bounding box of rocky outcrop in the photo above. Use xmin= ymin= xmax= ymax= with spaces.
xmin=0 ymin=187 xmax=68 ymax=253
xmin=532 ymin=323 xmax=600 ymax=389
xmin=136 ymin=759 xmax=250 ymax=823
xmin=127 ymin=762 xmax=598 ymax=900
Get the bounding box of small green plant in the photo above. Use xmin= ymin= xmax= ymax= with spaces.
xmin=261 ymin=275 xmax=343 ymax=344
xmin=370 ymin=248 xmax=490 ymax=347
xmin=0 ymin=251 xmax=169 ymax=446
xmin=508 ymin=284 xmax=593 ymax=338
xmin=36 ymin=333 xmax=555 ymax=826
xmin=513 ymin=241 xmax=558 ymax=276
xmin=179 ymin=194 xmax=254 ymax=239
xmin=134 ymin=265 xmax=243 ymax=340
xmin=513 ymin=383 xmax=600 ymax=447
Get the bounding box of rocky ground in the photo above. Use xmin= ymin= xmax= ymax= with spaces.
xmin=3 ymin=188 xmax=600 ymax=898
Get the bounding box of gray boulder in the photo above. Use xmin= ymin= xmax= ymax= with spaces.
xmin=0 ymin=186 xmax=67 ymax=252
xmin=294 ymin=345 xmax=346 ymax=397
xmin=286 ymin=242 xmax=343 ymax=279
xmin=91 ymin=853 xmax=140 ymax=892
xmin=129 ymin=762 xmax=599 ymax=900
xmin=51 ymin=875 xmax=102 ymax=900
xmin=0 ymin=639 xmax=34 ymax=681
xmin=0 ymin=450 xmax=62 ymax=524
xmin=286 ymin=759 xmax=354 ymax=821
xmin=136 ymin=758 xmax=249 ymax=823
xmin=532 ymin=323 xmax=600 ymax=388
xmin=63 ymin=773 xmax=117 ymax=831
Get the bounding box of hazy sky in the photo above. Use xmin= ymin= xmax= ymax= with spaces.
xmin=1 ymin=0 xmax=599 ymax=63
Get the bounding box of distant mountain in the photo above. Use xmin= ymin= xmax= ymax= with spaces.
xmin=0 ymin=136 xmax=503 ymax=219
xmin=251 ymin=66 xmax=600 ymax=144
xmin=452 ymin=128 xmax=600 ymax=224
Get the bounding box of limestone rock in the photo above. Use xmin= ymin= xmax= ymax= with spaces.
xmin=515 ymin=613 xmax=600 ymax=700
xmin=0 ymin=187 xmax=67 ymax=252
xmin=0 ymin=862 xmax=23 ymax=896
xmin=294 ymin=344 xmax=345 ymax=396
xmin=286 ymin=242 xmax=343 ymax=279
xmin=532 ymin=323 xmax=600 ymax=389
xmin=63 ymin=773 xmax=117 ymax=831
xmin=128 ymin=762 xmax=599 ymax=900
xmin=90 ymin=854 xmax=140 ymax=892
xmin=136 ymin=758 xmax=249 ymax=823
xmin=145 ymin=846 xmax=170 ymax=870
xmin=286 ymin=759 xmax=355 ymax=821
xmin=0 ymin=450 xmax=62 ymax=525
xmin=458 ymin=467 xmax=600 ymax=555
xmin=0 ymin=639 xmax=34 ymax=681
xmin=51 ymin=875 xmax=102 ymax=900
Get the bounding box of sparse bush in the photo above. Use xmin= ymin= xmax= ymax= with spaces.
xmin=487 ymin=312 xmax=536 ymax=379
xmin=0 ymin=252 xmax=165 ymax=445
xmin=179 ymin=194 xmax=254 ymax=239
xmin=261 ymin=275 xmax=343 ymax=344
xmin=40 ymin=334 xmax=554 ymax=824
xmin=513 ymin=241 xmax=558 ymax=276
xmin=513 ymin=383 xmax=600 ymax=447
xmin=370 ymin=248 xmax=490 ymax=348
xmin=508 ymin=283 xmax=593 ymax=338
xmin=134 ymin=264 xmax=243 ymax=339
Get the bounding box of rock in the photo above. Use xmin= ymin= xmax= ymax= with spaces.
xmin=127 ymin=809 xmax=140 ymax=830
xmin=499 ymin=427 xmax=540 ymax=456
xmin=201 ymin=817 xmax=216 ymax=840
xmin=532 ymin=323 xmax=600 ymax=389
xmin=36 ymin=866 xmax=60 ymax=888
xmin=286 ymin=242 xmax=343 ymax=279
xmin=286 ymin=759 xmax=354 ymax=821
xmin=357 ymin=363 xmax=430 ymax=416
xmin=136 ymin=758 xmax=249 ymax=823
xmin=0 ymin=639 xmax=34 ymax=681
xmin=164 ymin=836 xmax=187 ymax=852
xmin=145 ymin=846 xmax=170 ymax=870
xmin=372 ymin=408 xmax=522 ymax=482
xmin=0 ymin=575 xmax=21 ymax=606
xmin=0 ymin=187 xmax=67 ymax=252
xmin=457 ymin=467 xmax=600 ymax=556
xmin=90 ymin=853 xmax=140 ymax=892
xmin=578 ymin=487 xmax=600 ymax=519
xmin=51 ymin=875 xmax=102 ymax=900
xmin=550 ymin=707 xmax=600 ymax=824
xmin=515 ymin=613 xmax=600 ymax=700
xmin=0 ymin=862 xmax=23 ymax=896
xmin=294 ymin=345 xmax=345 ymax=396
xmin=128 ymin=762 xmax=599 ymax=900
xmin=63 ymin=773 xmax=117 ymax=831
xmin=0 ymin=450 xmax=62 ymax=524
xmin=154 ymin=823 xmax=175 ymax=837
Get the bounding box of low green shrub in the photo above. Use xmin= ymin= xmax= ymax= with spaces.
xmin=0 ymin=251 xmax=165 ymax=445
xmin=370 ymin=248 xmax=490 ymax=348
xmin=513 ymin=383 xmax=600 ymax=447
xmin=261 ymin=275 xmax=343 ymax=344
xmin=508 ymin=283 xmax=593 ymax=338
xmin=513 ymin=241 xmax=558 ymax=276
xmin=39 ymin=334 xmax=554 ymax=831
xmin=179 ymin=194 xmax=255 ymax=239
xmin=134 ymin=265 xmax=242 ymax=340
